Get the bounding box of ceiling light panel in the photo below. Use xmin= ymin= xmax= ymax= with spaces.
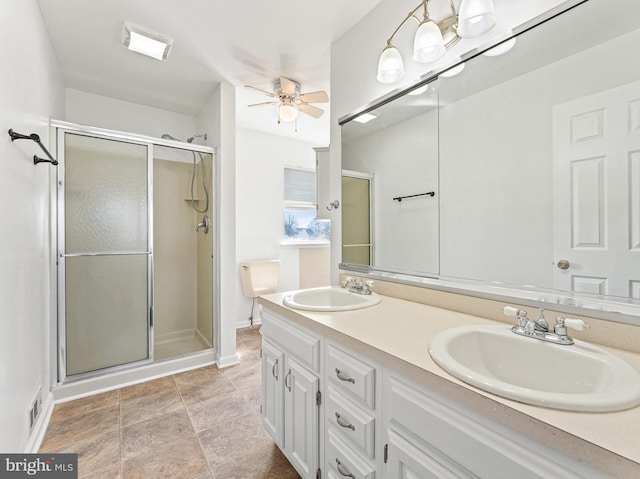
xmin=122 ymin=22 xmax=173 ymax=60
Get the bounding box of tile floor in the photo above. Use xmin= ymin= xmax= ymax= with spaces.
xmin=39 ymin=327 xmax=300 ymax=479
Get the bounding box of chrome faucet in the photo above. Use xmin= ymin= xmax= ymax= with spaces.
xmin=502 ymin=306 xmax=589 ymax=345
xmin=196 ymin=215 xmax=210 ymax=234
xmin=341 ymin=276 xmax=375 ymax=295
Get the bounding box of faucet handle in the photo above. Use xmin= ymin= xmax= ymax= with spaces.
xmin=502 ymin=306 xmax=520 ymax=316
xmin=557 ymin=317 xmax=589 ymax=331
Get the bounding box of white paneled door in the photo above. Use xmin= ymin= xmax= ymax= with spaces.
xmin=553 ymin=80 xmax=640 ymax=298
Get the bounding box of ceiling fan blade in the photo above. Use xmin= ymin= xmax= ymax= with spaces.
xmin=248 ymin=101 xmax=278 ymax=107
xmin=299 ymin=91 xmax=329 ymax=104
xmin=245 ymin=85 xmax=277 ymax=97
xmin=298 ymin=103 xmax=324 ymax=119
xmin=280 ymin=76 xmax=296 ymax=96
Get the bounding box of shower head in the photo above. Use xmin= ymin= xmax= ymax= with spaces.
xmin=161 ymin=133 xmax=181 ymax=141
xmin=187 ymin=133 xmax=208 ymax=143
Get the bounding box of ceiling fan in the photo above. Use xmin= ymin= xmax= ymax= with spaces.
xmin=245 ymin=76 xmax=329 ymax=124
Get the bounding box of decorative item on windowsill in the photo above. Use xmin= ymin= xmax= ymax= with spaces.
xmin=7 ymin=129 xmax=58 ymax=165
xmin=376 ymin=0 xmax=497 ymax=84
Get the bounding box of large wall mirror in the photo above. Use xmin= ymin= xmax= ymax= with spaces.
xmin=341 ymin=0 xmax=640 ymax=320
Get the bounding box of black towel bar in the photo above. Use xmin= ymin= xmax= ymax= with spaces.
xmin=8 ymin=128 xmax=58 ymax=165
xmin=393 ymin=191 xmax=435 ymax=202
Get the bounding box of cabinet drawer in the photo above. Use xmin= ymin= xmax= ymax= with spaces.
xmin=327 ymin=384 xmax=376 ymax=458
xmin=327 ymin=344 xmax=376 ymax=408
xmin=262 ymin=309 xmax=321 ymax=373
xmin=326 ymin=428 xmax=375 ymax=479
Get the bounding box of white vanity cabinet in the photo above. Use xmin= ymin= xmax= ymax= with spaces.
xmin=261 ymin=309 xmax=323 ymax=479
xmin=382 ymin=371 xmax=612 ymax=479
xmin=324 ymin=341 xmax=382 ymax=479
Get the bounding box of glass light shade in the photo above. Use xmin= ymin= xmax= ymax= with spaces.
xmin=482 ymin=37 xmax=516 ymax=57
xmin=376 ymin=45 xmax=405 ymax=84
xmin=279 ymin=104 xmax=298 ymax=122
xmin=457 ymin=0 xmax=496 ymax=38
xmin=413 ymin=20 xmax=445 ymax=64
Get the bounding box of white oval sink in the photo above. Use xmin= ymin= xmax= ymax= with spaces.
xmin=282 ymin=286 xmax=381 ymax=312
xmin=429 ymin=325 xmax=640 ymax=412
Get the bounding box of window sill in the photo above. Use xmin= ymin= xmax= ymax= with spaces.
xmin=280 ymin=240 xmax=330 ymax=248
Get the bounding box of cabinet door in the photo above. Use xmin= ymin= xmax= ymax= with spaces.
xmin=386 ymin=429 xmax=475 ymax=479
xmin=262 ymin=339 xmax=285 ymax=447
xmin=285 ymin=357 xmax=320 ymax=479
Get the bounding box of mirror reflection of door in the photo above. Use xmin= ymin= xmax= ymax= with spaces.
xmin=553 ymin=80 xmax=640 ymax=298
xmin=342 ymin=171 xmax=373 ymax=265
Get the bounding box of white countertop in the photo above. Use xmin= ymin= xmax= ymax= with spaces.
xmin=259 ymin=291 xmax=640 ymax=478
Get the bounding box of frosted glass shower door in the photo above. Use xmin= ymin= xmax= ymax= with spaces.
xmin=59 ymin=132 xmax=152 ymax=378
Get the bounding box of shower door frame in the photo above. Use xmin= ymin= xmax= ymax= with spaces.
xmin=53 ymin=120 xmax=217 ymax=384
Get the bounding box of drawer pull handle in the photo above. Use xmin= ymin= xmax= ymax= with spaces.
xmin=335 ymin=412 xmax=355 ymax=431
xmin=335 ymin=368 xmax=355 ymax=384
xmin=285 ymin=369 xmax=292 ymax=392
xmin=336 ymin=458 xmax=355 ymax=478
xmin=272 ymin=359 xmax=278 ymax=380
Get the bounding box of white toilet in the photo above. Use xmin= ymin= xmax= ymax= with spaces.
xmin=240 ymin=260 xmax=280 ymax=325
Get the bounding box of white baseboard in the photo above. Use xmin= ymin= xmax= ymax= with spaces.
xmin=217 ymin=352 xmax=240 ymax=369
xmin=236 ymin=319 xmax=262 ymax=329
xmin=25 ymin=390 xmax=54 ymax=453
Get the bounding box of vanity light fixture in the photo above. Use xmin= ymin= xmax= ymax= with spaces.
xmin=122 ymin=22 xmax=174 ymax=60
xmin=353 ymin=112 xmax=380 ymax=124
xmin=376 ymin=0 xmax=497 ymax=84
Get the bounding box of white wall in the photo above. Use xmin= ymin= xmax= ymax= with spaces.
xmin=235 ymin=128 xmax=318 ymax=325
xmin=65 ymin=89 xmax=198 ymax=140
xmin=0 ymin=0 xmax=65 ymax=451
xmin=197 ymin=82 xmax=239 ymax=367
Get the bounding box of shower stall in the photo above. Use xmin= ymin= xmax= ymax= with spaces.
xmin=54 ymin=121 xmax=216 ymax=383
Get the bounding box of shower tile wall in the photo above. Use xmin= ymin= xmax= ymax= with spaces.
xmin=154 ymin=159 xmax=198 ymax=343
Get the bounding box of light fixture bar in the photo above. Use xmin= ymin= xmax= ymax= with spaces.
xmin=122 ymin=22 xmax=173 ymax=61
xmin=376 ymin=0 xmax=497 ymax=84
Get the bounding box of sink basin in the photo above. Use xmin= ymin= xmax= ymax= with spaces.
xmin=282 ymin=286 xmax=381 ymax=312
xmin=429 ymin=325 xmax=640 ymax=412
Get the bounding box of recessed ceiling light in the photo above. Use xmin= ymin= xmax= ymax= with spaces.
xmin=353 ymin=112 xmax=380 ymax=124
xmin=122 ymin=22 xmax=173 ymax=60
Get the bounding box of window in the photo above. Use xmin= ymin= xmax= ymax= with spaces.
xmin=283 ymin=167 xmax=330 ymax=242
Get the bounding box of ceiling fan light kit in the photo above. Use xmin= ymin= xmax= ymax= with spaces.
xmin=377 ymin=0 xmax=498 ymax=84
xmin=245 ymin=76 xmax=329 ymax=128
